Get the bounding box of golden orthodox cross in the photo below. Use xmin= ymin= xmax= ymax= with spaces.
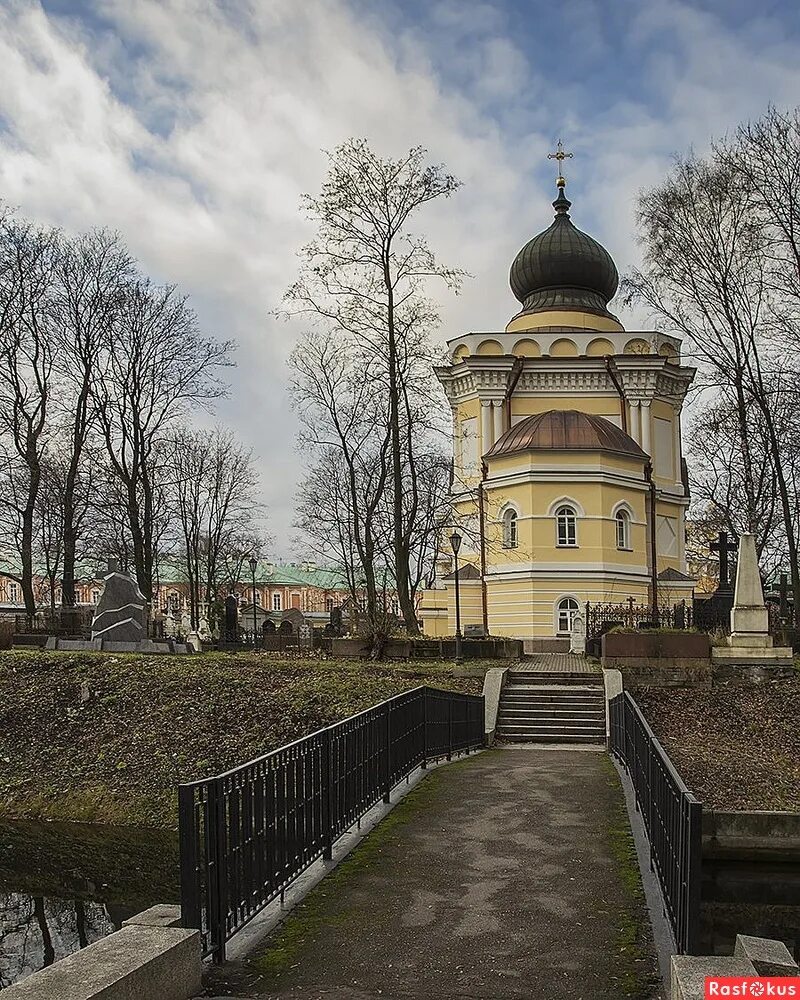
xmin=547 ymin=140 xmax=573 ymax=182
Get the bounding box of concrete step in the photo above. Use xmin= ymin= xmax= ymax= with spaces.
xmin=502 ymin=687 xmax=603 ymax=696
xmin=498 ymin=721 xmax=606 ymax=734
xmin=498 ymin=724 xmax=606 ymax=738
xmin=500 ymin=691 xmax=604 ymax=705
xmin=508 ymin=673 xmax=602 ymax=686
xmin=498 ymin=733 xmax=606 ymax=745
xmin=498 ymin=708 xmax=605 ymax=720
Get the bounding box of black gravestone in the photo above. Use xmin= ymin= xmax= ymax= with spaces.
xmin=224 ymin=595 xmax=239 ymax=644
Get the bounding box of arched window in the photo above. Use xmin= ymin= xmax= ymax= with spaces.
xmin=615 ymin=509 xmax=631 ymax=550
xmin=557 ymin=597 xmax=579 ymax=634
xmin=555 ymin=505 xmax=577 ymax=547
xmin=502 ymin=508 xmax=518 ymax=549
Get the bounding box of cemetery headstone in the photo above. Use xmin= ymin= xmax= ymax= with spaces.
xmin=569 ymin=613 xmax=586 ymax=655
xmin=224 ymin=595 xmax=239 ymax=644
xmin=711 ymin=533 xmax=793 ymax=668
xmin=91 ymin=562 xmax=148 ymax=643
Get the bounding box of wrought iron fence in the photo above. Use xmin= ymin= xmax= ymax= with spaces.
xmin=178 ymin=686 xmax=484 ymax=962
xmin=609 ymin=691 xmax=702 ymax=955
xmin=12 ymin=610 xmax=95 ymax=636
xmin=585 ymin=599 xmax=695 ymax=641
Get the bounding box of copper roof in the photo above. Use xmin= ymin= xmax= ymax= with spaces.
xmin=485 ymin=410 xmax=647 ymax=461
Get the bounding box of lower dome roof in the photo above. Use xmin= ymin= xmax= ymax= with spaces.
xmin=485 ymin=409 xmax=647 ymax=461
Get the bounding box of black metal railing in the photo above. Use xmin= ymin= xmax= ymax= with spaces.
xmin=585 ymin=599 xmax=695 ymax=641
xmin=608 ymin=691 xmax=702 ymax=955
xmin=178 ymin=686 xmax=484 ymax=961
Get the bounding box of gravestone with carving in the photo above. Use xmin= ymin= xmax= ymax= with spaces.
xmin=91 ymin=560 xmax=147 ymax=643
xmin=569 ymin=613 xmax=586 ymax=655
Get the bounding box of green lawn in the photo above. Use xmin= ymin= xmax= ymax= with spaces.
xmin=0 ymin=650 xmax=486 ymax=829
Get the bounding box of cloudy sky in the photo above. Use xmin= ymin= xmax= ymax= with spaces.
xmin=1 ymin=0 xmax=799 ymax=557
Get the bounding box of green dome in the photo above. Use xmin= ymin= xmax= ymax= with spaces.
xmin=509 ymin=187 xmax=619 ymax=320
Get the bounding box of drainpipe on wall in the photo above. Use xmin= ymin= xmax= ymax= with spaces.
xmin=605 ymin=357 xmax=628 ymax=434
xmin=645 ymin=460 xmax=659 ymax=623
xmin=478 ymin=461 xmax=489 ymax=635
xmin=504 ymin=357 xmax=525 ymax=433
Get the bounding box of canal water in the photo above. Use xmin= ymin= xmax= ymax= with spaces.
xmin=700 ymin=860 xmax=800 ymax=961
xmin=0 ymin=818 xmax=178 ymax=989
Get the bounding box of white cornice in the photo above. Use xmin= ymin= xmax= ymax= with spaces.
xmin=437 ymin=354 xmax=695 ymax=406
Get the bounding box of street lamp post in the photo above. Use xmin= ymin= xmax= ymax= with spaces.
xmin=248 ymin=556 xmax=258 ymax=650
xmin=449 ymin=530 xmax=462 ymax=662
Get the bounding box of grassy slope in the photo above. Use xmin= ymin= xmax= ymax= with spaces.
xmin=0 ymin=650 xmax=484 ymax=830
xmin=635 ymin=676 xmax=800 ymax=811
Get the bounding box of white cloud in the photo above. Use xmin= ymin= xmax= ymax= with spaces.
xmin=0 ymin=0 xmax=797 ymax=553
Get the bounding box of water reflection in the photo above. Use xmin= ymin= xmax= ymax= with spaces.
xmin=0 ymin=819 xmax=178 ymax=989
xmin=701 ymin=861 xmax=800 ymax=961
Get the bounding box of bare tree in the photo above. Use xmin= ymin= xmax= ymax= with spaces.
xmin=92 ymin=279 xmax=233 ymax=601
xmin=52 ymin=229 xmax=133 ymax=615
xmin=0 ymin=215 xmax=58 ymax=613
xmin=169 ymin=427 xmax=265 ymax=627
xmin=284 ymin=139 xmax=463 ymax=634
xmin=625 ymin=114 xmax=800 ymax=624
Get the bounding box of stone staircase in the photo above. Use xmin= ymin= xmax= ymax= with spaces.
xmin=497 ymin=668 xmax=606 ymax=744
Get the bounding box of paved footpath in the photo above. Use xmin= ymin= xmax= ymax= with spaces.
xmin=205 ymin=748 xmax=659 ymax=1000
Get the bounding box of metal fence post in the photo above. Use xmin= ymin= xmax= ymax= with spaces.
xmin=207 ymin=778 xmax=228 ymax=963
xmin=322 ymin=728 xmax=333 ymax=860
xmin=685 ymin=797 xmax=703 ymax=954
xmin=647 ymin=738 xmax=654 ymax=869
xmin=178 ymin=785 xmax=201 ymax=931
xmin=383 ymin=702 xmax=392 ymax=803
xmin=421 ymin=689 xmax=428 ymax=769
xmin=447 ymin=696 xmax=453 ymax=761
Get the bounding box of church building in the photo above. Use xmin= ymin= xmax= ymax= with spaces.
xmin=419 ymin=152 xmax=696 ymax=640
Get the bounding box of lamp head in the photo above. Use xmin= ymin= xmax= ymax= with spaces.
xmin=449 ymin=531 xmax=462 ymax=556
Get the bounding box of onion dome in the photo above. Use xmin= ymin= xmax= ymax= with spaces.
xmin=486 ymin=410 xmax=646 ymax=461
xmin=509 ymin=181 xmax=619 ymax=321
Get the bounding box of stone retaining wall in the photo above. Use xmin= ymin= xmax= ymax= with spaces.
xmin=2 ymin=906 xmax=201 ymax=999
xmin=703 ymin=808 xmax=800 ymax=862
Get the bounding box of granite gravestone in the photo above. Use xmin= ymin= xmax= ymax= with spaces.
xmin=91 ymin=560 xmax=147 ymax=643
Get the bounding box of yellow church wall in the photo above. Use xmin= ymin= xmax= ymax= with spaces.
xmin=586 ymin=337 xmax=615 ymax=356
xmin=486 ymin=449 xmax=643 ymax=477
xmin=652 ymin=400 xmax=674 ymax=420
xmin=475 ymin=339 xmax=503 ymax=356
xmin=512 ymin=338 xmax=541 ymax=357
xmin=484 ymin=576 xmax=650 ymax=637
xmin=548 ymin=338 xmax=579 ymax=357
xmin=505 ymin=310 xmax=623 ymax=335
xmin=482 ymin=477 xmax=648 ymax=571
xmin=508 ymin=396 xmax=623 ymax=422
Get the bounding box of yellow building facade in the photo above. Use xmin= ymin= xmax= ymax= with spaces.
xmin=419 ymin=175 xmax=696 ymax=640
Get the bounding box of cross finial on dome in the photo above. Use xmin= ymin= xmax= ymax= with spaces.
xmin=547 ymin=139 xmax=573 ymax=188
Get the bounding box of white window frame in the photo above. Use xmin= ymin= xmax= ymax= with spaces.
xmin=8 ymin=582 xmax=19 ymax=603
xmin=272 ymin=592 xmax=282 ymax=611
xmin=555 ymin=505 xmax=577 ymax=547
xmin=556 ymin=597 xmax=580 ymax=635
xmin=615 ymin=509 xmax=631 ymax=550
xmin=502 ymin=507 xmax=519 ymax=549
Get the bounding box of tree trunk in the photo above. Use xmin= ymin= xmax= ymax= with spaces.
xmin=384 ymin=262 xmax=418 ymax=635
